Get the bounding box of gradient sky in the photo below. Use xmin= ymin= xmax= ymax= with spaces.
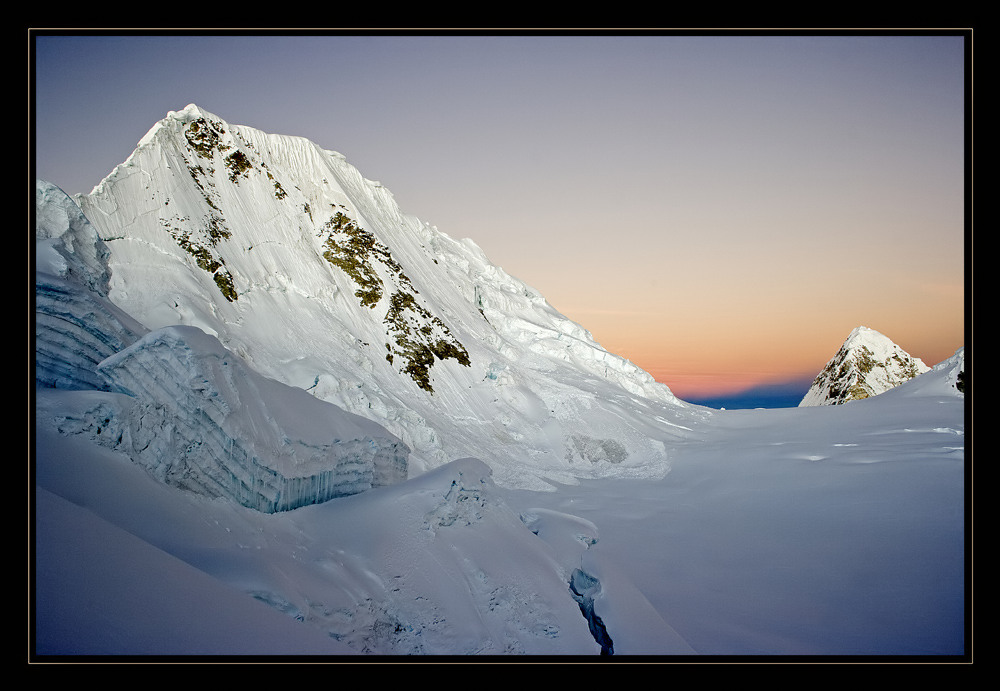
xmin=32 ymin=31 xmax=968 ymax=401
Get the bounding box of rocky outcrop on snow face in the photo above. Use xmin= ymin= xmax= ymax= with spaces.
xmin=799 ymin=326 xmax=931 ymax=407
xmin=877 ymin=346 xmax=965 ymax=401
xmin=95 ymin=325 xmax=409 ymax=512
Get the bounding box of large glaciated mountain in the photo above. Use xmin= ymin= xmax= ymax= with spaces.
xmin=69 ymin=104 xmax=704 ymax=491
xmin=799 ymin=325 xmax=931 ymax=407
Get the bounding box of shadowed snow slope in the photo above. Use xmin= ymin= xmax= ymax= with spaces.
xmin=34 ymin=420 xmax=600 ymax=655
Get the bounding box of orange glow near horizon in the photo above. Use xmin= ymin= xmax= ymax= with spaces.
xmin=507 ymin=189 xmax=966 ymax=402
xmin=633 ymin=365 xmax=800 ymax=400
xmin=559 ymin=302 xmax=965 ymax=401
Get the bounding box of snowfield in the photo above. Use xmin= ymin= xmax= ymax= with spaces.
xmin=32 ymin=105 xmax=968 ymax=658
xmin=34 ymin=352 xmax=966 ymax=657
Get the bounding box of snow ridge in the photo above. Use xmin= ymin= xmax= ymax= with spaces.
xmin=36 ymin=179 xmax=112 ymax=296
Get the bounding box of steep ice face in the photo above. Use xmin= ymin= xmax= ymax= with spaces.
xmin=35 ymin=180 xmax=147 ymax=391
xmin=73 ymin=105 xmax=705 ymax=489
xmin=35 ymin=275 xmax=147 ymax=392
xmin=95 ymin=325 xmax=409 ymax=512
xmin=35 ymin=175 xmax=407 ymax=511
xmin=799 ymin=326 xmax=931 ymax=407
xmin=36 ymin=179 xmax=112 ymax=297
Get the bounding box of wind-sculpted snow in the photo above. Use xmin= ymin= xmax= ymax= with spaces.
xmin=72 ymin=104 xmax=706 ymax=489
xmin=95 ymin=325 xmax=408 ymax=512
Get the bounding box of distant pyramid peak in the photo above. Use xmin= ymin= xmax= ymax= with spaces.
xmin=799 ymin=326 xmax=930 ymax=406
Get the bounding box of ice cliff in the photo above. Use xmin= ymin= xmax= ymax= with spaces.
xmin=35 ymin=180 xmax=147 ymax=391
xmin=94 ymin=325 xmax=409 ymax=512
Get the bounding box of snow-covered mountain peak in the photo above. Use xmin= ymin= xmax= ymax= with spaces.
xmin=799 ymin=325 xmax=930 ymax=407
xmin=69 ymin=105 xmax=699 ymax=490
xmin=843 ymin=325 xmax=901 ymax=349
xmin=138 ymin=103 xmax=234 ymax=145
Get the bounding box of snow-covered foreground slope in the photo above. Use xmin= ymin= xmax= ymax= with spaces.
xmin=34 ymin=354 xmax=965 ymax=656
xmin=35 ymin=401 xmax=601 ymax=655
xmin=507 ymin=359 xmax=966 ymax=656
